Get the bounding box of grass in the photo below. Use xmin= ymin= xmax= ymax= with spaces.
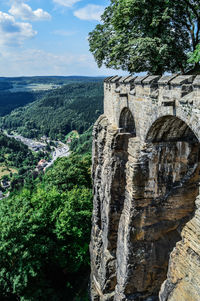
xmin=0 ymin=165 xmax=18 ymax=178
xmin=10 ymin=83 xmax=61 ymax=93
xmin=65 ymin=130 xmax=79 ymax=141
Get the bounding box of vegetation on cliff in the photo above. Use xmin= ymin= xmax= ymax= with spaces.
xmin=0 ymin=153 xmax=92 ymax=300
xmin=70 ymin=127 xmax=93 ymax=155
xmin=89 ymin=0 xmax=200 ymax=74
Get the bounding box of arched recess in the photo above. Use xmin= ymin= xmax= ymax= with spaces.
xmin=146 ymin=115 xmax=198 ymax=143
xmin=119 ymin=107 xmax=136 ymax=135
xmin=124 ymin=115 xmax=200 ymax=300
xmin=144 ymin=115 xmax=200 ymax=298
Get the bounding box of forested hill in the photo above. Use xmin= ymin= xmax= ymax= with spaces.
xmin=0 ymin=153 xmax=92 ymax=300
xmin=0 ymin=76 xmax=104 ymax=117
xmin=0 ymin=78 xmax=104 ymax=300
xmin=0 ymin=80 xmax=104 ymax=140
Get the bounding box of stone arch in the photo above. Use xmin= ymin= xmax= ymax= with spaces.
xmin=115 ymin=115 xmax=200 ymax=301
xmin=146 ymin=115 xmax=198 ymax=143
xmin=143 ymin=105 xmax=200 ymax=143
xmin=136 ymin=115 xmax=200 ymax=299
xmin=119 ymin=107 xmax=136 ymax=135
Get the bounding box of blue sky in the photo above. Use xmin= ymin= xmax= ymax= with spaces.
xmin=0 ymin=0 xmax=127 ymax=76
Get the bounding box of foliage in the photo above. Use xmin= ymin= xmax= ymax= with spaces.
xmin=0 ymin=77 xmax=99 ymax=300
xmin=0 ymin=81 xmax=103 ymax=140
xmin=70 ymin=127 xmax=93 ymax=155
xmin=188 ymin=43 xmax=200 ymax=64
xmin=0 ymin=133 xmax=49 ymax=191
xmin=0 ymin=154 xmax=92 ymax=300
xmin=89 ymin=0 xmax=200 ymax=74
xmin=0 ymin=91 xmax=39 ymax=117
xmin=0 ymin=134 xmax=36 ymax=168
xmin=0 ymin=76 xmax=104 ymax=118
xmin=65 ymin=130 xmax=79 ymax=142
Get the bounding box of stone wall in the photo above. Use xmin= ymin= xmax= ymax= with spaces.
xmin=90 ymin=75 xmax=200 ymax=301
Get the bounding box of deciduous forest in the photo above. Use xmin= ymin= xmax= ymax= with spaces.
xmin=0 ymin=77 xmax=104 ymax=300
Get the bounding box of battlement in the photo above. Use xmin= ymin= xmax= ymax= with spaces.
xmin=105 ymin=74 xmax=200 ymax=101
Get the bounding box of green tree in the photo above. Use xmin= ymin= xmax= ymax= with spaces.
xmin=188 ymin=43 xmax=200 ymax=65
xmin=0 ymin=154 xmax=92 ymax=300
xmin=0 ymin=81 xmax=103 ymax=141
xmin=89 ymin=0 xmax=200 ymax=74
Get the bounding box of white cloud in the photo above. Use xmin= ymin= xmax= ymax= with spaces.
xmin=53 ymin=0 xmax=81 ymax=7
xmin=74 ymin=4 xmax=105 ymax=21
xmin=9 ymin=2 xmax=51 ymax=21
xmin=0 ymin=11 xmax=36 ymax=46
xmin=0 ymin=48 xmax=94 ymax=76
xmin=0 ymin=48 xmax=127 ymax=77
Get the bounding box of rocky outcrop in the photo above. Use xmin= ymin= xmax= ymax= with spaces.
xmin=90 ymin=75 xmax=200 ymax=301
xmin=159 ymin=196 xmax=200 ymax=301
xmin=90 ymin=115 xmax=132 ymax=300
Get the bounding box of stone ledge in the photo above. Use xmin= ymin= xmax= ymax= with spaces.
xmin=105 ymin=74 xmax=200 ymax=87
xmin=158 ymin=74 xmax=178 ymax=85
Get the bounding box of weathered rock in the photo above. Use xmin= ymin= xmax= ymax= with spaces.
xmin=90 ymin=75 xmax=200 ymax=301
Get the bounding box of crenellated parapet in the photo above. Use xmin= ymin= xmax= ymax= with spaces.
xmin=104 ymin=74 xmax=200 ymax=101
xmin=103 ymin=74 xmax=200 ymax=141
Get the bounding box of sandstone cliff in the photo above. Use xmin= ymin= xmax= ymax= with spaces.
xmin=90 ymin=75 xmax=200 ymax=301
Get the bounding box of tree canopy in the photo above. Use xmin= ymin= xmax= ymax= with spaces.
xmin=89 ymin=0 xmax=200 ymax=74
xmin=0 ymin=81 xmax=103 ymax=140
xmin=0 ymin=154 xmax=92 ymax=300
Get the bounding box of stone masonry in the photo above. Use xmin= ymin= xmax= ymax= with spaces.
xmin=90 ymin=75 xmax=200 ymax=301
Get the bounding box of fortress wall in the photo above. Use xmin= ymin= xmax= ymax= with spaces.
xmin=104 ymin=75 xmax=200 ymax=140
xmin=90 ymin=75 xmax=200 ymax=301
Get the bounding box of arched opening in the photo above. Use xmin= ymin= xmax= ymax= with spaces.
xmin=146 ymin=115 xmax=198 ymax=143
xmin=119 ymin=108 xmax=136 ymax=135
xmin=124 ymin=116 xmax=200 ymax=300
xmin=142 ymin=116 xmax=200 ymax=299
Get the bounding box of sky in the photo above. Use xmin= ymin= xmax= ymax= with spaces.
xmin=0 ymin=0 xmax=127 ymax=77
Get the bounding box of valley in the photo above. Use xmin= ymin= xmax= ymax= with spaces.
xmin=0 ymin=76 xmax=103 ymax=301
xmin=6 ymin=132 xmax=70 ymax=164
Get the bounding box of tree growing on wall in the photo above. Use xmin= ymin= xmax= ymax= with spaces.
xmin=89 ymin=0 xmax=200 ymax=74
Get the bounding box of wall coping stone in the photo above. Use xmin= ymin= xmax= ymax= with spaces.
xmin=142 ymin=75 xmax=161 ymax=84
xmin=158 ymin=74 xmax=178 ymax=85
xmin=119 ymin=75 xmax=133 ymax=83
xmin=123 ymin=75 xmax=137 ymax=83
xmin=110 ymin=76 xmax=122 ymax=83
xmin=170 ymin=75 xmax=194 ymax=85
xmin=105 ymin=74 xmax=200 ymax=87
xmin=193 ymin=75 xmax=200 ymax=87
xmin=134 ymin=75 xmax=149 ymax=84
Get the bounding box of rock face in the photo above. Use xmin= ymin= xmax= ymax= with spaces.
xmin=90 ymin=75 xmax=200 ymax=300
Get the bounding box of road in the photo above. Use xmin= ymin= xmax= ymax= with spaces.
xmin=5 ymin=132 xmax=70 ymax=169
xmin=45 ymin=143 xmax=70 ymax=169
xmin=5 ymin=133 xmax=46 ymax=151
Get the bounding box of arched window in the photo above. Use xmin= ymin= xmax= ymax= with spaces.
xmin=119 ymin=108 xmax=136 ymax=135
